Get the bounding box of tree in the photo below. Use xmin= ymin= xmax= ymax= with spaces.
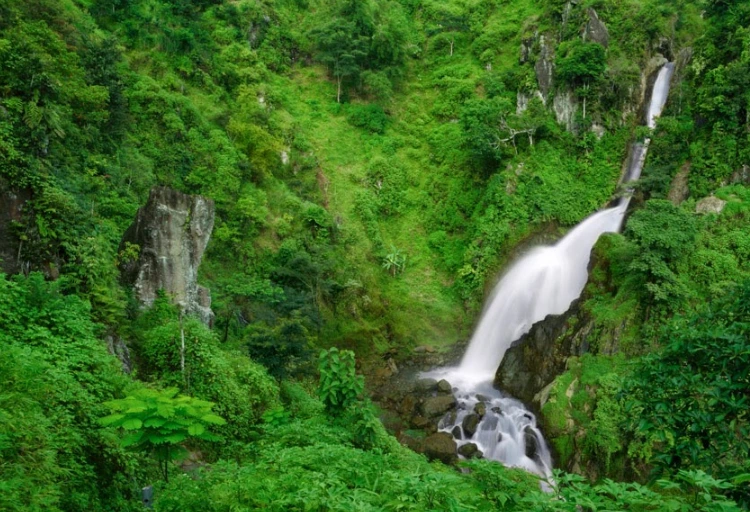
xmin=100 ymin=387 xmax=226 ymax=482
xmin=556 ymin=41 xmax=607 ymax=118
xmin=424 ymin=0 xmax=470 ymax=56
xmin=245 ymin=316 xmax=313 ymax=379
xmin=312 ymin=18 xmax=367 ymax=102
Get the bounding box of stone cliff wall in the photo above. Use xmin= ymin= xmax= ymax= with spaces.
xmin=119 ymin=186 xmax=215 ymax=325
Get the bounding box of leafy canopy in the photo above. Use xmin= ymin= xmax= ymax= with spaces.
xmin=100 ymin=387 xmax=226 ymax=481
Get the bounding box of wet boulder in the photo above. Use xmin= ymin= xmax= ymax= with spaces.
xmin=451 ymin=426 xmax=463 ymax=440
xmin=421 ymin=395 xmax=457 ymax=418
xmin=458 ymin=443 xmax=483 ymax=459
xmin=415 ymin=378 xmax=438 ymax=392
xmin=462 ymin=414 xmax=480 ymax=438
xmin=474 ymin=402 xmax=487 ymax=418
xmin=437 ymin=379 xmax=453 ymax=394
xmin=423 ymin=433 xmax=457 ymax=464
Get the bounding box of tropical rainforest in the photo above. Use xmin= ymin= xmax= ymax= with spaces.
xmin=1 ymin=0 xmax=749 ymax=510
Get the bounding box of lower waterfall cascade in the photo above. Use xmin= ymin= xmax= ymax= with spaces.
xmin=421 ymin=62 xmax=675 ymax=479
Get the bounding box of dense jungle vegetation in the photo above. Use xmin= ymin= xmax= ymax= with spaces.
xmin=1 ymin=0 xmax=749 ymax=509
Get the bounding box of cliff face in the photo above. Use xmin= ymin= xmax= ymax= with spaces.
xmin=0 ymin=180 xmax=31 ymax=275
xmin=119 ymin=187 xmax=215 ymax=325
xmin=494 ymin=299 xmax=585 ymax=408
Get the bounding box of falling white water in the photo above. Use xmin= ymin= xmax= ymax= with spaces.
xmin=648 ymin=63 xmax=675 ymax=129
xmin=421 ymin=64 xmax=674 ymax=479
xmin=458 ymin=205 xmax=627 ymax=382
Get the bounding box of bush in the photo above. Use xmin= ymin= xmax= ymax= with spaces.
xmin=317 ymin=347 xmax=363 ymax=413
xmin=346 ymin=103 xmax=389 ymax=134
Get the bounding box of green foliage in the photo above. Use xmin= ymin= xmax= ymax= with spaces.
xmin=100 ymin=387 xmax=226 ymax=481
xmin=317 ymin=347 xmax=363 ymax=413
xmin=2 ymin=0 xmax=750 ymax=509
xmin=0 ymin=273 xmax=139 ymax=511
xmin=311 ymin=0 xmax=411 ymax=102
xmin=382 ymin=245 xmax=407 ymax=276
xmin=622 ymin=200 xmax=698 ymax=307
xmin=347 ymin=103 xmax=389 ymax=134
xmin=626 ymin=281 xmax=750 ymax=504
xmin=541 ymin=355 xmax=630 ymax=475
xmin=556 ymin=41 xmax=607 ymax=88
xmin=245 ymin=315 xmax=313 ymax=379
xmin=134 ymin=303 xmax=280 ymax=450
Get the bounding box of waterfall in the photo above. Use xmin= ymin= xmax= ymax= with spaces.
xmin=647 ymin=63 xmax=674 ymax=130
xmin=422 ymin=63 xmax=674 ymax=479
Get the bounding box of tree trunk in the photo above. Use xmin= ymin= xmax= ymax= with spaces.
xmin=180 ymin=310 xmax=185 ymax=380
xmin=449 ymin=39 xmax=454 ymax=56
xmin=337 ymin=76 xmax=342 ymax=103
xmin=583 ymin=95 xmax=587 ymax=119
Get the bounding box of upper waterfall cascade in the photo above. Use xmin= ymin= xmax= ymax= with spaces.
xmin=422 ymin=63 xmax=675 ymax=478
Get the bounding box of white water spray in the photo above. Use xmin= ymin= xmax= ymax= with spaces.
xmin=423 ymin=63 xmax=674 ymax=478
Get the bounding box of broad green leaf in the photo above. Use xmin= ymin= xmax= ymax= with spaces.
xmin=98 ymin=413 xmax=125 ymax=426
xmin=200 ymin=414 xmax=226 ymax=425
xmin=188 ymin=423 xmax=205 ymax=436
xmin=122 ymin=418 xmax=143 ymax=430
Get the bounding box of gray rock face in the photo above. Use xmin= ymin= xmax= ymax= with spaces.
xmin=583 ymin=8 xmax=609 ymax=47
xmin=423 ymin=433 xmax=457 ymax=464
xmin=731 ymin=164 xmax=750 ymax=186
xmin=535 ymin=36 xmax=555 ymax=101
xmin=668 ymin=162 xmax=691 ymax=205
xmin=120 ymin=187 xmax=215 ymax=325
xmin=495 ymin=299 xmax=593 ymax=408
xmin=517 ymin=90 xmax=545 ymax=115
xmin=106 ymin=334 xmax=132 ymax=373
xmin=695 ymin=196 xmax=726 ymax=214
xmin=421 ymin=394 xmax=457 ymax=418
xmin=554 ymin=89 xmax=578 ymax=131
xmin=520 ymin=37 xmax=534 ymax=64
xmin=0 ymin=179 xmax=31 ymax=275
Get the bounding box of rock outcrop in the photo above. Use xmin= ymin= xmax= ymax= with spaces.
xmin=695 ymin=196 xmax=726 ymax=214
xmin=0 ymin=179 xmax=31 ymax=275
xmin=119 ymin=187 xmax=215 ymax=325
xmin=583 ymin=8 xmax=609 ymax=47
xmin=494 ymin=300 xmax=586 ymax=407
xmin=553 ymin=89 xmax=578 ymax=131
xmin=668 ymin=162 xmax=691 ymax=205
xmin=534 ymin=36 xmax=555 ymax=101
xmin=730 ymin=164 xmax=750 ymax=186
